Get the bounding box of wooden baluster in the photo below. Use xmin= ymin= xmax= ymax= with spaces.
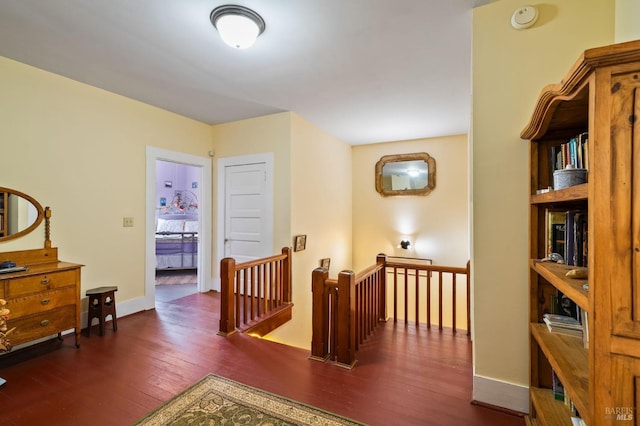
xmin=251 ymin=265 xmax=257 ymax=320
xmin=393 ymin=267 xmax=398 ymax=322
xmin=236 ymin=270 xmax=241 ymax=328
xmin=415 ymin=268 xmax=420 ymax=326
xmin=426 ymin=267 xmax=431 ymax=328
xmin=377 ymin=254 xmax=387 ymax=322
xmin=218 ymin=257 xmax=236 ymax=336
xmin=452 ymin=272 xmax=457 ymax=333
xmin=404 ymin=267 xmax=408 ymax=325
xmin=267 ymin=262 xmax=276 ymax=310
xmin=438 ymin=272 xmax=443 ymax=330
xmin=261 ymin=263 xmax=267 ymax=316
xmin=243 ymin=268 xmax=249 ymax=325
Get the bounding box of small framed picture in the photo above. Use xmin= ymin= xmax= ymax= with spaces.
xmin=164 ymin=180 xmax=173 ymax=188
xmin=294 ymin=234 xmax=307 ymax=252
xmin=192 ymin=182 xmax=198 ymax=188
xmin=320 ymin=258 xmax=330 ymax=270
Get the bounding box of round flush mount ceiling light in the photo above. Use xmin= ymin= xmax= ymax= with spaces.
xmin=210 ymin=5 xmax=265 ymax=49
xmin=511 ymin=6 xmax=538 ymax=30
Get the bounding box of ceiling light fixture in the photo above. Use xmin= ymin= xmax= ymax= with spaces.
xmin=210 ymin=5 xmax=265 ymax=49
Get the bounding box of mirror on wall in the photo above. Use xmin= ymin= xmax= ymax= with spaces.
xmin=375 ymin=152 xmax=436 ymax=196
xmin=0 ymin=187 xmax=45 ymax=242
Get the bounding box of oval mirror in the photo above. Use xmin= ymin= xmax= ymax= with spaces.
xmin=0 ymin=187 xmax=45 ymax=242
xmin=375 ymin=153 xmax=436 ymax=196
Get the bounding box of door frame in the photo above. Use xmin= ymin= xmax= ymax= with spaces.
xmin=215 ymin=152 xmax=274 ymax=292
xmin=144 ymin=146 xmax=213 ymax=310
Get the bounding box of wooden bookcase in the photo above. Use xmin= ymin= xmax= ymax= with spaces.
xmin=521 ymin=40 xmax=640 ymax=425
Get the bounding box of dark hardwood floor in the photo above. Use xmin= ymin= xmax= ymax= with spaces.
xmin=0 ymin=291 xmax=525 ymax=426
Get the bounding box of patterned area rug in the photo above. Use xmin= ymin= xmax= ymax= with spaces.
xmin=135 ymin=374 xmax=366 ymax=426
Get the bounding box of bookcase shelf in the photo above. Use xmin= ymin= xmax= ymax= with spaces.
xmin=530 ymin=387 xmax=575 ymax=426
xmin=522 ymin=40 xmax=640 ymax=425
xmin=530 ymin=183 xmax=588 ymax=205
xmin=530 ymin=323 xmax=589 ymax=423
xmin=530 ymin=261 xmax=588 ymax=311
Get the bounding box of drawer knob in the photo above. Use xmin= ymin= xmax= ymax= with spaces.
xmin=40 ymin=319 xmax=50 ymax=327
xmin=41 ymin=278 xmax=50 ymax=285
xmin=41 ymin=299 xmax=50 ymax=305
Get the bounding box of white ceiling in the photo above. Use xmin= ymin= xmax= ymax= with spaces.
xmin=0 ymin=1 xmax=495 ymax=145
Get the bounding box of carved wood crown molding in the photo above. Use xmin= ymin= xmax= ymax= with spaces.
xmin=521 ymin=39 xmax=640 ymax=140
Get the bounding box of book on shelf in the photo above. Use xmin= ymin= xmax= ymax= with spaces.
xmin=543 ymin=313 xmax=582 ymax=329
xmin=544 ymin=209 xmax=566 ymax=257
xmin=552 ymin=369 xmax=564 ymax=401
xmin=572 ymin=211 xmax=588 ymax=267
xmin=543 ymin=313 xmax=583 ymax=338
xmin=571 ymin=417 xmax=587 ymax=426
xmin=550 ymin=132 xmax=589 ymax=176
xmin=581 ymin=310 xmax=589 ymax=349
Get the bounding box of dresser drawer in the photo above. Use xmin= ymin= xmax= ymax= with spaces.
xmin=5 ymin=269 xmax=77 ymax=297
xmin=7 ymin=305 xmax=76 ymax=346
xmin=6 ymin=287 xmax=77 ymax=318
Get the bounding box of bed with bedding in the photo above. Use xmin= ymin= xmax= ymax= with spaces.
xmin=155 ymin=191 xmax=199 ymax=271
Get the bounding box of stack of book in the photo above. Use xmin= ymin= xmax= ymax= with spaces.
xmin=543 ymin=313 xmax=583 ymax=338
xmin=550 ymin=132 xmax=589 ymax=174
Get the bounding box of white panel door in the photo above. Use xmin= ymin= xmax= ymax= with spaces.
xmin=224 ymin=163 xmax=267 ymax=263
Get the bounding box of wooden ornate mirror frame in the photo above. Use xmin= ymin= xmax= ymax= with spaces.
xmin=0 ymin=187 xmax=48 ymax=244
xmin=375 ymin=152 xmax=436 ymax=197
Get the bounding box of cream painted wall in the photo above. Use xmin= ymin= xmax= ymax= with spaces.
xmin=352 ymin=135 xmax=469 ymax=271
xmin=472 ymin=0 xmax=614 ymax=410
xmin=615 ymin=0 xmax=640 ymax=42
xmin=0 ymin=56 xmax=212 ymax=306
xmin=266 ymin=113 xmax=353 ymax=349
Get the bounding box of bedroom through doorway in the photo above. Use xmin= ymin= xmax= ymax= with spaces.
xmin=154 ymin=160 xmax=200 ymax=303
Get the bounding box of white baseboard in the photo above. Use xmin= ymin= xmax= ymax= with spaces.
xmin=473 ymin=375 xmax=529 ymax=414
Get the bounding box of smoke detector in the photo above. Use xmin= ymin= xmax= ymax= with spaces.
xmin=511 ymin=6 xmax=538 ymax=30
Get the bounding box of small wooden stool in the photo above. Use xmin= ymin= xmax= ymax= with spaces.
xmin=86 ymin=286 xmax=118 ymax=336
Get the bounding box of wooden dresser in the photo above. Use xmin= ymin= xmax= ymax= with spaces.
xmin=0 ymin=248 xmax=82 ymax=348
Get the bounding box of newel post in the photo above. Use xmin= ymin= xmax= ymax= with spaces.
xmin=282 ymin=246 xmax=292 ymax=303
xmin=377 ymin=253 xmax=388 ymax=322
xmin=336 ymin=270 xmax=356 ymax=368
xmin=310 ymin=267 xmax=329 ymax=361
xmin=218 ymin=257 xmax=237 ymax=336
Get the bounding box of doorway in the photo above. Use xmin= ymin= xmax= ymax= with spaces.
xmin=154 ymin=160 xmax=199 ymax=302
xmin=145 ymin=147 xmax=212 ymax=310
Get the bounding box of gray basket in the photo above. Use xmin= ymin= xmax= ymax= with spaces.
xmin=553 ymin=168 xmax=587 ymax=190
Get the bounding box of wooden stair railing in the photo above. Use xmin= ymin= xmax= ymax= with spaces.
xmin=385 ymin=257 xmax=471 ymax=334
xmin=311 ymin=254 xmax=470 ymax=368
xmin=311 ymin=254 xmax=387 ymax=369
xmin=218 ymin=247 xmax=292 ymax=337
